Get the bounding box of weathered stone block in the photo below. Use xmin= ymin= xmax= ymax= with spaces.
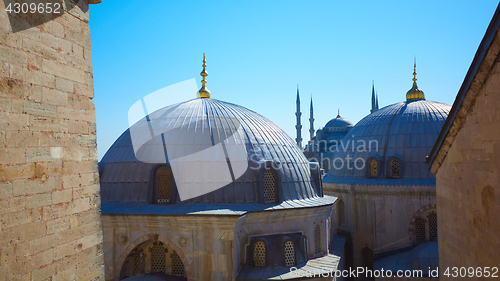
xmin=42 ymin=58 xmax=86 ymax=84
xmin=25 ymin=193 xmax=51 ymax=209
xmin=68 ymin=119 xmax=89 ymax=134
xmin=0 ymin=148 xmax=26 ymax=164
xmin=0 ymin=181 xmax=12 ymax=200
xmin=0 ymin=45 xmax=27 ymax=66
xmin=0 ymin=112 xmax=28 ymax=130
xmin=0 ymin=78 xmax=30 ymax=100
xmin=55 ymin=77 xmax=74 ymax=93
xmin=6 ymin=131 xmax=38 ymax=148
xmin=42 ymin=87 xmax=68 ymax=106
xmin=52 ymin=189 xmax=73 ymax=204
xmin=26 ymin=147 xmax=51 ymax=162
xmin=23 ymin=101 xmax=57 ymax=118
xmin=47 ymin=216 xmax=70 ymax=235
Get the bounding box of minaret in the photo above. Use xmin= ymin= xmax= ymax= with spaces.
xmin=375 ymin=92 xmax=379 ymax=110
xmin=371 ymin=81 xmax=378 ymax=113
xmin=309 ymin=95 xmax=314 ymax=142
xmin=295 ymin=86 xmax=302 ymax=148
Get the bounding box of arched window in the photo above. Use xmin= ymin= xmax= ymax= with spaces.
xmin=370 ymin=159 xmax=378 ymax=177
xmin=284 ymin=240 xmax=295 ymax=266
xmin=338 ymin=199 xmax=345 ymax=226
xmin=390 ymin=159 xmax=401 ymax=178
xmin=151 ymin=242 xmax=166 ymax=273
xmin=171 ymin=250 xmax=185 ymax=276
xmin=155 ymin=166 xmax=172 ymax=203
xmin=414 ymin=217 xmax=426 ymax=243
xmin=361 ymin=246 xmax=374 ymax=271
xmin=132 ymin=249 xmax=145 ymax=275
xmin=263 ymin=169 xmax=278 ymax=203
xmin=428 ymin=212 xmax=437 ymax=241
xmin=314 ymin=224 xmax=321 ymax=255
xmin=253 ymin=240 xmax=267 ymax=267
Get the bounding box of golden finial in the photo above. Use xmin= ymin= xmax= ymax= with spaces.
xmin=406 ymin=58 xmax=425 ymax=101
xmin=197 ymin=53 xmax=211 ymax=98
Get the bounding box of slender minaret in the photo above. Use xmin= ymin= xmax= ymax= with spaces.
xmin=309 ymin=95 xmax=315 ymax=142
xmin=371 ymin=81 xmax=378 ymax=113
xmin=295 ymin=86 xmax=302 ymax=148
xmin=375 ymin=92 xmax=379 ymax=110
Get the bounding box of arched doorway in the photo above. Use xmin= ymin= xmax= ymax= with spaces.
xmin=120 ymin=240 xmax=187 ymax=280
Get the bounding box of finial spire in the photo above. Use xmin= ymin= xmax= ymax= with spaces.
xmin=413 ymin=58 xmax=417 ymax=83
xmin=406 ymin=58 xmax=425 ymax=101
xmin=337 ymin=108 xmax=340 ymax=118
xmin=197 ymin=53 xmax=211 ymax=98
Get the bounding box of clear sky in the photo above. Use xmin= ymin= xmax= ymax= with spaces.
xmin=89 ymin=0 xmax=499 ymax=160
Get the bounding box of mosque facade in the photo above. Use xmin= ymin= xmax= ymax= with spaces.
xmin=98 ymin=57 xmax=344 ymax=281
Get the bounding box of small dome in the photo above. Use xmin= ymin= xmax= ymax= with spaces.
xmin=324 ymin=115 xmax=353 ymax=129
xmin=100 ymin=98 xmax=323 ymax=205
xmin=324 ymin=99 xmax=451 ymax=185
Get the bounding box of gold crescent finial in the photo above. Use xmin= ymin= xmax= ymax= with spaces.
xmin=197 ymin=53 xmax=211 ymax=98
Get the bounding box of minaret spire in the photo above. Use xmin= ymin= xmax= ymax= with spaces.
xmin=295 ymin=85 xmax=302 ymax=148
xmin=309 ymin=95 xmax=314 ymax=142
xmin=197 ymin=53 xmax=211 ymax=98
xmin=375 ymin=92 xmax=379 ymax=110
xmin=371 ymin=81 xmax=378 ymax=113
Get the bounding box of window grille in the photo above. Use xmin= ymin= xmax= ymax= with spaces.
xmin=429 ymin=212 xmax=437 ymax=241
xmin=338 ymin=199 xmax=346 ymax=226
xmin=361 ymin=247 xmax=374 ymax=271
xmin=390 ymin=159 xmax=400 ymax=178
xmin=415 ymin=217 xmax=426 ymax=243
xmin=171 ymin=250 xmax=185 ymax=276
xmin=284 ymin=240 xmax=295 ymax=266
xmin=133 ymin=249 xmax=145 ymax=274
xmin=314 ymin=224 xmax=321 ymax=255
xmin=157 ymin=167 xmax=170 ymax=203
xmin=263 ymin=170 xmax=277 ymax=203
xmin=370 ymin=159 xmax=378 ymax=177
xmin=253 ymin=241 xmax=266 ymax=267
xmin=151 ymin=242 xmax=166 ymax=273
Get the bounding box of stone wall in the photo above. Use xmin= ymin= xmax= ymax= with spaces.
xmin=0 ymin=1 xmax=104 ymax=280
xmin=324 ymin=183 xmax=436 ymax=268
xmin=102 ymin=215 xmax=239 ymax=281
xmin=433 ymin=53 xmax=500 ymax=279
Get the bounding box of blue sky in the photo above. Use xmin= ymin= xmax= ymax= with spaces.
xmin=89 ymin=0 xmax=499 ymax=160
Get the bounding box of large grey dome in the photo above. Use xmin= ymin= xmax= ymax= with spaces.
xmin=324 ymin=99 xmax=451 ymax=186
xmin=100 ymin=98 xmax=325 ymax=206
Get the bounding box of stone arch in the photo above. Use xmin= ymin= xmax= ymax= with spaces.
xmin=115 ymin=233 xmax=193 ymax=281
xmin=408 ymin=203 xmax=436 ymax=233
